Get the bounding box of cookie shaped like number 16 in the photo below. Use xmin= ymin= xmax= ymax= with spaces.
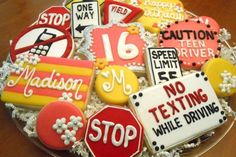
xmin=81 ymin=23 xmax=148 ymax=73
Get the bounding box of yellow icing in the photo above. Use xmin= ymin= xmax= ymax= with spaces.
xmin=65 ymin=0 xmax=105 ymax=10
xmin=202 ymin=58 xmax=236 ymax=97
xmin=95 ymin=65 xmax=139 ymax=106
xmin=33 ymin=63 xmax=93 ymax=76
xmin=125 ymin=0 xmax=185 ymax=33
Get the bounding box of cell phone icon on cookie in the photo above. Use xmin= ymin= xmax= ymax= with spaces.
xmin=29 ymin=29 xmax=56 ymax=56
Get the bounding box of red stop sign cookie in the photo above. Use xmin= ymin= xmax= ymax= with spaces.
xmin=159 ymin=20 xmax=220 ymax=70
xmin=85 ymin=106 xmax=144 ymax=157
xmin=37 ymin=6 xmax=71 ymax=30
xmin=36 ymin=101 xmax=86 ymax=150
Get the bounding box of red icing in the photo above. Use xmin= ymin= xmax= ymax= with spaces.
xmin=37 ymin=6 xmax=71 ymax=30
xmin=85 ymin=106 xmax=144 ymax=157
xmin=103 ymin=0 xmax=143 ymax=24
xmin=88 ymin=24 xmax=145 ymax=67
xmin=36 ymin=101 xmax=86 ymax=150
xmin=10 ymin=24 xmax=73 ymax=62
xmin=160 ymin=21 xmax=219 ymax=70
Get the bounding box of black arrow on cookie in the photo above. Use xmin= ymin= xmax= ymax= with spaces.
xmin=76 ymin=24 xmax=89 ymax=33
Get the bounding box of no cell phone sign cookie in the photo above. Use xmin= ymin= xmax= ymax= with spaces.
xmin=10 ymin=24 xmax=74 ymax=62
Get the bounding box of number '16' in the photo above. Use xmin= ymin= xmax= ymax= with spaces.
xmin=102 ymin=32 xmax=139 ymax=61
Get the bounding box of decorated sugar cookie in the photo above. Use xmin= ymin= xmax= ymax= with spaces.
xmin=37 ymin=6 xmax=71 ymax=30
xmin=145 ymin=48 xmax=182 ymax=85
xmin=126 ymin=0 xmax=185 ymax=33
xmin=10 ymin=24 xmax=74 ymax=62
xmin=160 ymin=20 xmax=221 ymax=70
xmin=81 ymin=23 xmax=149 ymax=72
xmin=1 ymin=55 xmax=95 ymax=110
xmin=37 ymin=101 xmax=86 ymax=150
xmin=65 ymin=0 xmax=105 ymax=10
xmin=129 ymin=72 xmax=226 ymax=153
xmin=71 ymin=1 xmax=101 ymax=38
xmin=95 ymin=65 xmax=139 ymax=106
xmin=103 ymin=0 xmax=144 ymax=24
xmin=85 ymin=105 xmax=144 ymax=157
xmin=190 ymin=16 xmax=220 ymax=33
xmin=202 ymin=58 xmax=236 ymax=97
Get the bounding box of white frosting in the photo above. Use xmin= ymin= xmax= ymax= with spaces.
xmin=89 ymin=119 xmax=102 ymax=142
xmin=124 ymin=125 xmax=137 ymax=148
xmin=111 ymin=124 xmax=125 ymax=147
xmin=118 ymin=32 xmax=139 ymax=59
xmin=219 ymin=70 xmax=236 ymax=93
xmin=52 ymin=117 xmax=68 ymax=134
xmin=102 ymin=69 xmax=132 ymax=95
xmin=102 ymin=32 xmax=139 ymax=61
xmin=61 ymin=130 xmax=77 ymax=145
xmin=102 ymin=34 xmax=114 ymax=61
xmin=102 ymin=120 xmax=115 ymax=144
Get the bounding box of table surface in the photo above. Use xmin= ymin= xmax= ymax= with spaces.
xmin=0 ymin=0 xmax=236 ymax=157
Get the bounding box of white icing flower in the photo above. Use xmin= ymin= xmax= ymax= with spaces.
xmin=68 ymin=116 xmax=83 ymax=131
xmin=174 ymin=6 xmax=184 ymax=13
xmin=15 ymin=54 xmax=29 ymax=66
xmin=52 ymin=118 xmax=68 ymax=134
xmin=28 ymin=55 xmax=40 ymax=65
xmin=10 ymin=64 xmax=23 ymax=74
xmin=219 ymin=71 xmax=236 ymax=93
xmin=0 ymin=68 xmax=6 ymax=81
xmin=219 ymin=28 xmax=231 ymax=41
xmin=59 ymin=92 xmax=73 ymax=102
xmin=61 ymin=130 xmax=76 ymax=145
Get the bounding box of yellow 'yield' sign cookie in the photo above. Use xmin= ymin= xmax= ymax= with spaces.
xmin=126 ymin=0 xmax=185 ymax=33
xmin=202 ymin=58 xmax=236 ymax=97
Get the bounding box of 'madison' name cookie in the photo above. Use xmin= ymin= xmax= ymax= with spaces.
xmin=85 ymin=105 xmax=144 ymax=157
xmin=1 ymin=55 xmax=95 ymax=110
xmin=145 ymin=48 xmax=182 ymax=85
xmin=127 ymin=0 xmax=185 ymax=33
xmin=81 ymin=23 xmax=149 ymax=72
xmin=160 ymin=20 xmax=221 ymax=70
xmin=95 ymin=65 xmax=139 ymax=106
xmin=129 ymin=72 xmax=226 ymax=153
